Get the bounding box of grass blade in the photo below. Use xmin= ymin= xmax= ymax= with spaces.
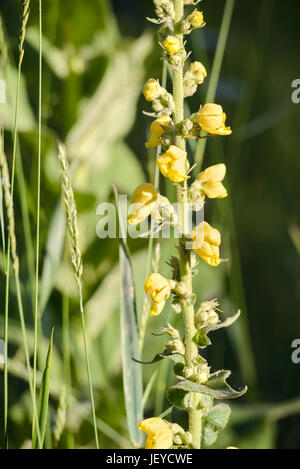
xmin=32 ymin=0 xmax=43 ymax=436
xmin=142 ymin=370 xmax=157 ymax=410
xmin=57 ymin=142 xmax=99 ymax=448
xmin=113 ymin=185 xmax=143 ymax=447
xmin=32 ymin=328 xmax=54 ymax=449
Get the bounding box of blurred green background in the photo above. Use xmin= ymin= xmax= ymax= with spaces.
xmin=0 ymin=0 xmax=299 ymax=449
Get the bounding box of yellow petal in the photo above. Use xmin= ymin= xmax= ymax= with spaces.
xmin=164 ymin=36 xmax=181 ymax=55
xmin=139 ymin=418 xmax=173 ymax=450
xmin=197 ymin=163 xmax=226 ymax=183
xmin=150 ymin=115 xmax=171 ymax=136
xmin=156 ymin=155 xmax=172 ymax=178
xmin=144 ymin=273 xmax=172 ymax=303
xmin=197 ymin=241 xmax=220 ymax=259
xmin=198 ymin=104 xmax=231 ymax=135
xmin=166 ymin=145 xmax=187 ymax=161
xmin=209 ymin=125 xmax=232 ymax=136
xmin=202 ymin=181 xmax=228 ymax=199
xmin=150 ymin=301 xmax=166 ymax=317
xmin=199 ymin=254 xmax=222 ymax=267
xmin=203 ymin=221 xmax=221 ymax=246
xmin=127 ymin=201 xmax=157 ymax=225
xmin=131 ymin=183 xmax=157 ymax=205
xmin=143 ymin=79 xmax=161 ymax=102
xmin=199 ymin=103 xmax=223 ymax=117
xmin=145 ymin=135 xmax=163 ymax=149
xmin=198 ymin=114 xmax=224 ymax=132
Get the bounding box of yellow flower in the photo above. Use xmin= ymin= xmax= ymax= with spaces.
xmin=144 ymin=273 xmax=174 ymax=317
xmin=145 ymin=115 xmax=172 ymax=149
xmin=157 ymin=145 xmax=189 ymax=183
xmin=226 ymin=446 xmax=239 ymax=449
xmin=139 ymin=418 xmax=173 ymax=449
xmin=190 ymin=61 xmax=207 ymax=84
xmin=143 ymin=79 xmax=161 ymax=102
xmin=127 ymin=183 xmax=157 ymax=225
xmin=189 ymin=10 xmax=205 ymax=28
xmin=196 ymin=163 xmax=227 ymax=199
xmin=164 ymin=36 xmax=181 ymax=55
xmin=191 ymin=221 xmax=222 ymax=267
xmin=198 ymin=103 xmax=232 ymax=136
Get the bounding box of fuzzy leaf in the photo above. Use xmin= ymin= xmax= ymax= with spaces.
xmin=194 ymin=311 xmax=241 ymax=348
xmin=201 ymin=404 xmax=231 ymax=448
xmin=133 ymin=351 xmax=185 ymax=366
xmin=167 ymin=371 xmax=247 ymax=405
xmin=167 ymin=386 xmax=214 ymax=411
xmin=202 ymin=311 xmax=241 ymax=335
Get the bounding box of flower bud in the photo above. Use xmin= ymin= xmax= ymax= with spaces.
xmin=194 ymin=362 xmax=210 ymax=384
xmin=164 ymin=36 xmax=181 ymax=55
xmin=161 ymin=323 xmax=181 ymax=339
xmin=181 ymin=9 xmax=206 ymax=34
xmin=188 ymin=10 xmax=205 ymax=29
xmin=157 ymin=145 xmax=189 ymax=183
xmin=143 ymin=79 xmax=161 ymax=102
xmin=197 ymin=103 xmax=232 ymax=136
xmin=173 ymin=434 xmax=183 ymax=446
xmin=184 ymin=62 xmax=207 ymax=97
xmin=128 ymin=183 xmax=158 ymax=225
xmin=191 ymin=222 xmax=222 ymax=267
xmin=174 ymin=281 xmax=189 ymax=298
xmin=166 ymin=339 xmax=185 ymax=355
xmin=145 ymin=114 xmax=172 ymax=149
xmin=153 ymin=0 xmax=175 ymax=20
xmin=195 ymin=299 xmax=220 ymax=328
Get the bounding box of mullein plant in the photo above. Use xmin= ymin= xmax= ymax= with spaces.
xmin=128 ymin=0 xmax=246 ymax=449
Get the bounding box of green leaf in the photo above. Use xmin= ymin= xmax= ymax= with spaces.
xmin=194 ymin=332 xmax=211 ymax=348
xmin=167 ymin=372 xmax=247 ymax=405
xmin=66 ymin=33 xmax=152 ymax=163
xmin=194 ymin=311 xmax=241 ymax=348
xmin=114 ymin=187 xmax=143 ymax=447
xmin=167 ymin=386 xmax=214 ymax=411
xmin=1 ymin=65 xmax=35 ymax=131
xmin=26 ymin=27 xmax=70 ymax=79
xmin=133 ymin=351 xmax=185 ymax=366
xmin=202 ymin=404 xmax=231 ymax=448
xmin=32 ymin=329 xmax=54 ymax=449
xmin=202 ymin=310 xmax=241 ymax=335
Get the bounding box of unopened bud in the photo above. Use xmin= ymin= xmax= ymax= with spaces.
xmin=161 ymin=323 xmax=181 ymax=339
xmin=166 ymin=339 xmax=185 ymax=355
xmin=195 ymin=299 xmax=220 ymax=328
xmin=174 ymin=281 xmax=189 ymax=298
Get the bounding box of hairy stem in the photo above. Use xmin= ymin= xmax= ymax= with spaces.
xmin=173 ymin=0 xmax=202 ymax=448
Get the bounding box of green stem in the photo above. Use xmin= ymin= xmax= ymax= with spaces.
xmin=173 ymin=0 xmax=202 ymax=449
xmin=78 ymin=288 xmax=99 ymax=449
xmin=15 ymin=275 xmax=42 ymax=448
xmin=32 ymin=0 xmax=43 ymax=437
xmin=3 ymin=6 xmax=24 ymax=443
